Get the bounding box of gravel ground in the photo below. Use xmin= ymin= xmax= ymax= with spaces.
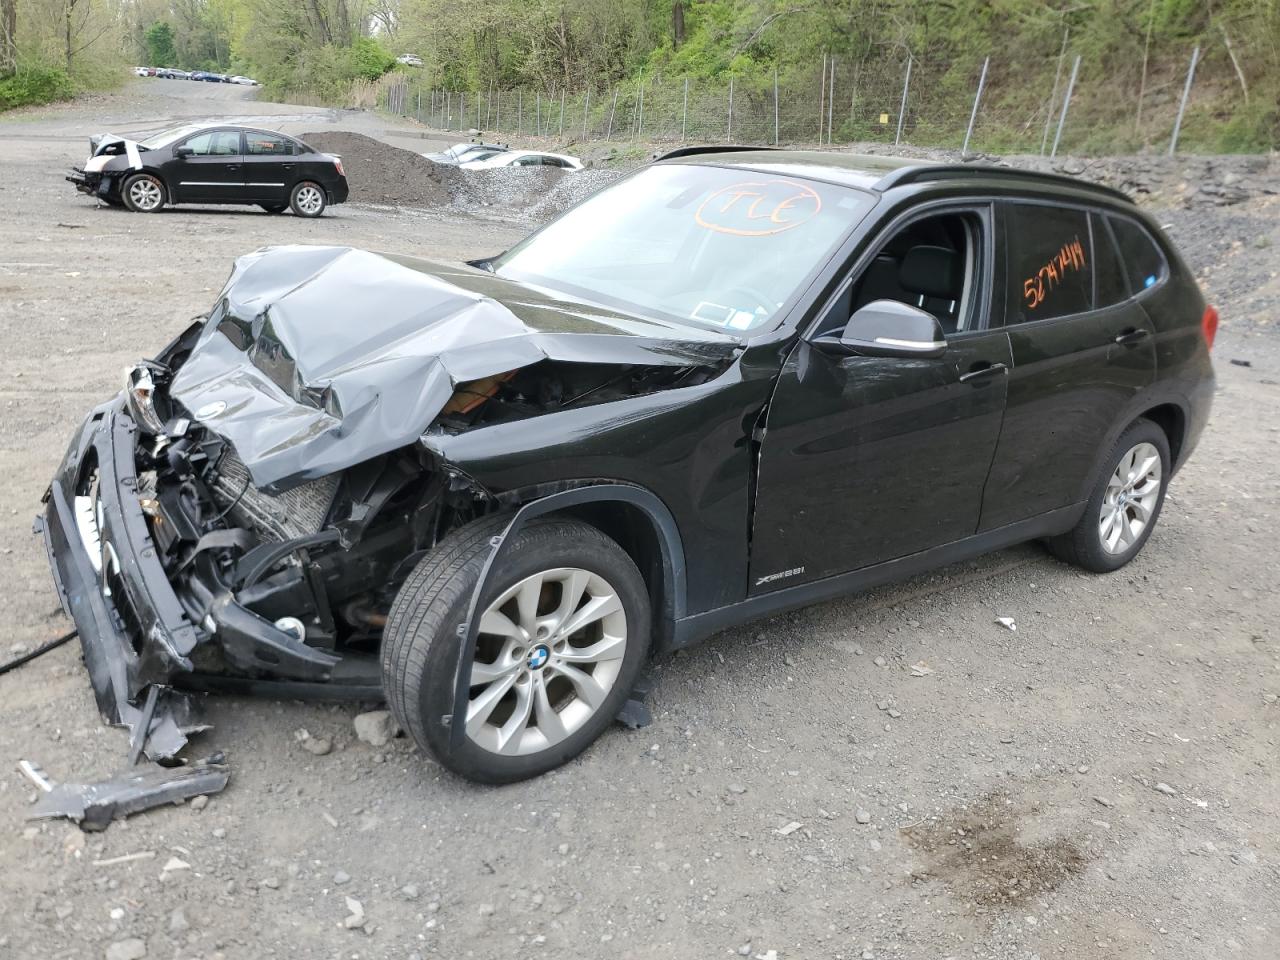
xmin=1 ymin=81 xmax=1278 ymax=960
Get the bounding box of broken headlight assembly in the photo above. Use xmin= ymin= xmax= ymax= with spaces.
xmin=123 ymin=363 xmax=167 ymax=435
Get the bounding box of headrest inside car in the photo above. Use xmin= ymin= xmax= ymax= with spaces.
xmin=899 ymin=245 xmax=962 ymax=300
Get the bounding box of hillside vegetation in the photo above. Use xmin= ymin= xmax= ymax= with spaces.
xmin=2 ymin=1 xmax=1276 ymax=152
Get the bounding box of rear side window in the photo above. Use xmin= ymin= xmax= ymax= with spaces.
xmin=1109 ymin=215 xmax=1167 ymax=296
xmin=245 ymin=133 xmax=295 ymax=156
xmin=1005 ymin=203 xmax=1092 ymax=323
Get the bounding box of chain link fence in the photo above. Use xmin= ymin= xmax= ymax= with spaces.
xmin=378 ymin=42 xmax=1210 ymax=157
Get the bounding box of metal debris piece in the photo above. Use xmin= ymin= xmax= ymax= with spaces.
xmin=26 ymin=754 xmax=230 ymax=831
xmin=995 ymin=616 xmax=1017 ymax=632
xmin=92 ymin=850 xmax=156 ymax=867
xmin=18 ymin=759 xmax=54 ymax=792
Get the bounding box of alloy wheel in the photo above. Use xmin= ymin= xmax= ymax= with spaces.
xmin=465 ymin=567 xmax=627 ymax=756
xmin=1098 ymin=441 xmax=1162 ymax=555
xmin=295 ymin=185 xmax=323 ymax=215
xmin=129 ymin=177 xmax=163 ymax=211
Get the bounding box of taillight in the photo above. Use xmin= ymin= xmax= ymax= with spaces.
xmin=1201 ymin=305 xmax=1219 ymax=351
xmin=333 ymin=157 xmax=345 ymax=177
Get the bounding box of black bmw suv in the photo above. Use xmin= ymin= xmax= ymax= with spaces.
xmin=39 ymin=149 xmax=1215 ymax=783
xmin=67 ymin=124 xmax=349 ymax=217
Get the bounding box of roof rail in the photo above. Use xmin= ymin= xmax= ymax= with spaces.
xmin=654 ymin=144 xmax=778 ymax=162
xmin=874 ymin=163 xmax=1132 ymax=203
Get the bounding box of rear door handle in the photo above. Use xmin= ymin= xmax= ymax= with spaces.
xmin=959 ymin=362 xmax=1008 ymax=384
xmin=1113 ymin=328 xmax=1150 ymax=346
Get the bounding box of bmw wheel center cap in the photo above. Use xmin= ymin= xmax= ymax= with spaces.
xmin=527 ymin=644 xmax=550 ymax=670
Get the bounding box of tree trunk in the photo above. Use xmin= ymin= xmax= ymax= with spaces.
xmin=1 ymin=0 xmax=16 ymax=75
xmin=672 ymin=2 xmax=685 ymax=49
xmin=65 ymin=0 xmax=73 ymax=70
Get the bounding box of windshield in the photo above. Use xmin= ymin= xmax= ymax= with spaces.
xmin=494 ymin=163 xmax=874 ymax=333
xmin=138 ymin=125 xmax=206 ymax=149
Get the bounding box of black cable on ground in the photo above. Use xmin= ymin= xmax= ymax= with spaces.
xmin=0 ymin=629 xmax=77 ymax=677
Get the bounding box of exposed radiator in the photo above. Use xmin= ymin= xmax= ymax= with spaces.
xmin=210 ymin=448 xmax=338 ymax=542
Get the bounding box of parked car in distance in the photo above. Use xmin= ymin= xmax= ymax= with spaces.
xmin=424 ymin=141 xmax=510 ymax=165
xmin=460 ymin=148 xmax=583 ymax=170
xmin=396 ymin=54 xmax=424 ymax=67
xmin=157 ymin=68 xmax=189 ymax=79
xmin=134 ymin=66 xmax=150 ymax=77
xmin=229 ymin=75 xmax=259 ymax=86
xmin=66 ymin=123 xmax=348 ymax=217
xmin=41 ymin=148 xmax=1215 ymax=785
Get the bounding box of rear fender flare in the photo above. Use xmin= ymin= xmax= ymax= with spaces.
xmin=1076 ymin=391 xmax=1191 ymax=503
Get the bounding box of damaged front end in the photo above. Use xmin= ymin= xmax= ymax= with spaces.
xmin=38 ymin=245 xmax=736 ymax=762
xmin=66 ymin=134 xmax=142 ymax=202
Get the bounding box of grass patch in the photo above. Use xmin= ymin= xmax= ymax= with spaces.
xmin=0 ymin=66 xmax=75 ymax=112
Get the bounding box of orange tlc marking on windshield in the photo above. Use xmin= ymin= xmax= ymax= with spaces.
xmin=695 ymin=180 xmax=822 ymax=237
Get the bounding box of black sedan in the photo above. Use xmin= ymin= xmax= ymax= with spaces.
xmin=67 ymin=124 xmax=349 ymax=217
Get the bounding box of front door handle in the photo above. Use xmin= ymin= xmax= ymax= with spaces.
xmin=959 ymin=361 xmax=1008 ymax=384
xmin=226 ymin=164 xmax=240 ymax=171
xmin=1113 ymin=328 xmax=1151 ymax=346
xmin=282 ymin=163 xmax=294 ymax=170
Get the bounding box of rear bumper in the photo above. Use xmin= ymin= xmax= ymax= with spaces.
xmin=329 ymin=179 xmax=349 ymax=205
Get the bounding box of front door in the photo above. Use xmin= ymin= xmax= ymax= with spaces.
xmin=169 ymin=129 xmax=244 ymax=203
xmin=749 ymin=204 xmax=1012 ymax=592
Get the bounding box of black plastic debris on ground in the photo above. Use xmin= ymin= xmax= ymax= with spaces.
xmin=24 ymin=754 xmax=230 ymax=832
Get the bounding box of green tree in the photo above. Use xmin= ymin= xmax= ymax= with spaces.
xmin=144 ymin=20 xmax=177 ymax=66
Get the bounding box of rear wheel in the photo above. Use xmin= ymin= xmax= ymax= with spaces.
xmin=121 ymin=173 xmax=166 ymax=213
xmin=1046 ymin=419 xmax=1170 ymax=572
xmin=289 ymin=181 xmax=326 ymax=217
xmin=381 ymin=516 xmax=649 ymax=784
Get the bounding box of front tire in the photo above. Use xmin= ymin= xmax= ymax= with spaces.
xmin=289 ymin=181 xmax=326 ymax=217
xmin=1046 ymin=418 xmax=1170 ymax=572
xmin=381 ymin=516 xmax=650 ymax=784
xmin=121 ymin=173 xmax=166 ymax=213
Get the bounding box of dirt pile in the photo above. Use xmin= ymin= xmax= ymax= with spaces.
xmin=298 ymin=129 xmax=617 ymax=221
xmin=298 ymin=130 xmax=461 ymax=207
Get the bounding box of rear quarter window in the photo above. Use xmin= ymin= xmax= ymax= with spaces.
xmin=1091 ymin=213 xmax=1130 ymax=309
xmin=1004 ymin=203 xmax=1092 ymax=323
xmin=1109 ymin=215 xmax=1168 ymax=296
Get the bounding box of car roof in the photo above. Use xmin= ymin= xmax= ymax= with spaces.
xmin=502 ymin=150 xmax=579 ymax=162
xmin=656 ymin=146 xmax=1132 ymax=204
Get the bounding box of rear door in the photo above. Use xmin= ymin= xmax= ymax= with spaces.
xmin=978 ymin=201 xmax=1157 ymax=530
xmin=170 ymin=129 xmax=244 ymax=203
xmin=241 ymin=130 xmax=297 ymax=203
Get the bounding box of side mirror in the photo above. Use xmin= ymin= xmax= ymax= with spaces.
xmin=814 ymin=300 xmax=946 ymax=359
xmin=174 ymin=145 xmax=194 ymax=159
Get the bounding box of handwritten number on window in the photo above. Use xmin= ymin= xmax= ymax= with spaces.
xmin=1022 ymin=236 xmax=1086 ymax=311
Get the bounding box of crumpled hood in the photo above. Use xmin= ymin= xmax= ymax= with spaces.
xmin=169 ymin=245 xmax=735 ymax=490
